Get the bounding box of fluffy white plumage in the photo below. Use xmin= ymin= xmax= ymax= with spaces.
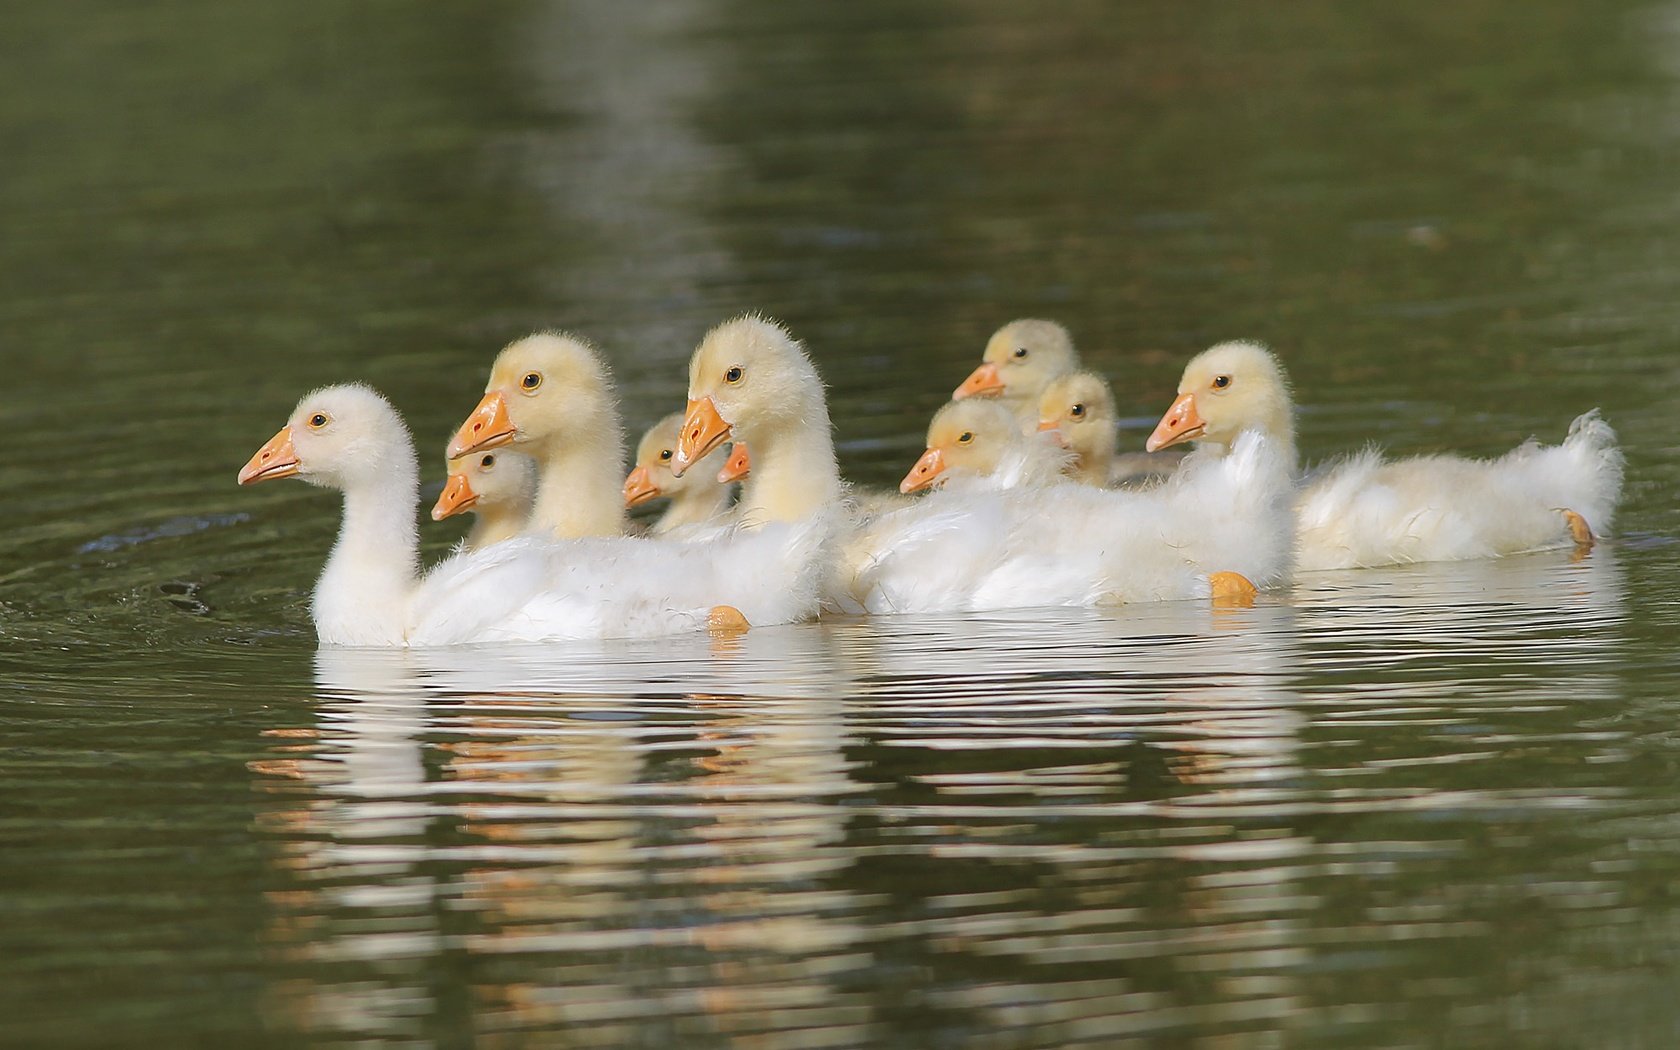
xmin=1152 ymin=340 xmax=1624 ymax=572
xmin=1296 ymin=410 xmax=1623 ymax=570
xmin=240 ymin=384 xmax=832 ymax=647
xmin=841 ymin=429 xmax=1295 ymax=614
xmin=407 ymin=513 xmax=837 ymax=645
xmin=976 ymin=440 xmax=1076 ymax=491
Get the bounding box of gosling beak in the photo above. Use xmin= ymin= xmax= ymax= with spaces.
xmin=431 ymin=472 xmax=478 ymax=520
xmin=1036 ymin=418 xmax=1070 ymax=449
xmin=673 ymin=396 xmax=731 ymax=478
xmin=448 ymin=390 xmax=515 ymax=459
xmin=900 ymin=447 xmax=948 ymax=494
xmin=1147 ymin=391 xmax=1205 ymax=452
xmin=238 ymin=426 xmax=300 ymax=486
xmin=622 ymin=465 xmax=661 ymax=508
xmin=718 ymin=443 xmax=751 ymax=485
xmin=953 ymin=361 xmax=1005 ymax=400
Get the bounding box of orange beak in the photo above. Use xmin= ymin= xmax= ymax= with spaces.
xmin=953 ymin=361 xmax=1006 ymax=400
xmin=431 ymin=472 xmax=478 ymax=520
xmin=448 ymin=390 xmax=516 ymax=459
xmin=718 ymin=443 xmax=751 ymax=485
xmin=238 ymin=426 xmax=300 ymax=486
xmin=900 ymin=447 xmax=948 ymax=494
xmin=1036 ymin=418 xmax=1070 ymax=449
xmin=1147 ymin=391 xmax=1205 ymax=452
xmin=622 ymin=465 xmax=661 ymax=508
xmin=673 ymin=396 xmax=731 ymax=478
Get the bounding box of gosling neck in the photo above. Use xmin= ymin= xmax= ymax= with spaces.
xmin=527 ymin=422 xmax=628 ymax=539
xmin=735 ymin=412 xmax=842 ymax=527
xmin=315 ymin=453 xmax=421 ymax=646
xmin=995 ymin=440 xmax=1067 ymax=489
xmin=1070 ymin=426 xmax=1116 ymax=487
xmin=1205 ymin=413 xmax=1298 ymax=475
xmin=466 ymin=507 xmax=528 ymax=549
xmin=1260 ymin=398 xmax=1299 ymax=472
xmin=653 ymin=481 xmax=734 ymax=534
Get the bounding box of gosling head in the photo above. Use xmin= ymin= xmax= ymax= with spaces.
xmin=1147 ymin=341 xmax=1294 ymax=453
xmin=624 ymin=411 xmax=726 ymax=509
xmin=238 ymin=384 xmax=413 ymax=492
xmin=449 ymin=332 xmax=618 ymax=458
xmin=901 ymin=399 xmax=1024 ymax=493
xmin=675 ymin=315 xmax=825 ymax=475
xmin=953 ymin=319 xmax=1079 ymax=402
xmin=433 ymin=449 xmax=537 ymax=521
xmin=1037 ymin=370 xmax=1118 ymax=457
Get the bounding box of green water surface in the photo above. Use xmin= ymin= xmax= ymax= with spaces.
xmin=5 ymin=1 xmax=1680 ymax=1046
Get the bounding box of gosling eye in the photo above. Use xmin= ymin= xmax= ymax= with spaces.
xmin=1013 ymin=347 xmax=1028 ymax=359
xmin=521 ymin=372 xmax=543 ymax=391
xmin=307 ymin=413 xmax=329 ymax=429
xmin=1070 ymin=403 xmax=1086 ymax=418
xmin=1212 ymin=374 xmax=1232 ymax=390
xmin=724 ymin=366 xmax=744 ymax=384
xmin=659 ymin=449 xmax=673 ymax=461
xmin=957 ymin=431 xmax=975 ymax=445
xmin=480 ymin=454 xmax=495 ymax=469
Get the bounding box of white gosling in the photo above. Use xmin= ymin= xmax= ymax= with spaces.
xmin=841 ymin=345 xmax=1297 ymax=615
xmin=845 ymin=438 xmax=1292 ymax=614
xmin=623 ymin=411 xmax=735 ymax=534
xmin=1145 ymin=340 xmax=1622 ymax=570
xmin=1292 ymin=415 xmax=1622 ymax=569
xmin=431 ymin=449 xmax=538 ymax=550
xmin=240 ymin=385 xmax=831 ymax=646
xmin=448 ymin=332 xmax=628 ymax=538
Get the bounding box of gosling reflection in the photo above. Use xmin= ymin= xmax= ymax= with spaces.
xmin=436 ymin=633 xmax=866 ymax=1044
xmin=249 ymin=548 xmax=1631 ymax=1045
xmin=1292 ymin=549 xmax=1627 ymax=700
xmin=255 ymin=632 xmax=869 ymax=1046
xmin=254 ymin=650 xmax=447 ymax=1043
xmin=832 ymin=603 xmax=1313 ymax=1037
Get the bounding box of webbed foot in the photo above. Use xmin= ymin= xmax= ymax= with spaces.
xmin=1209 ymin=571 xmax=1258 ymax=608
xmin=707 ymin=605 xmax=751 ymax=634
xmin=1562 ymin=509 xmax=1595 ymax=561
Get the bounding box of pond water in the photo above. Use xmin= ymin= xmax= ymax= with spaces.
xmin=6 ymin=0 xmax=1680 ymax=1046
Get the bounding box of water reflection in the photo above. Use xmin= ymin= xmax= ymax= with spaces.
xmin=249 ymin=553 xmax=1628 ymax=1045
xmin=506 ymin=0 xmax=739 ymax=372
xmin=260 ymin=636 xmax=864 ymax=1043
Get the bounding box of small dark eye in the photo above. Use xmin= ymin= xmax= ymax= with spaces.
xmin=1070 ymin=403 xmax=1086 ymax=418
xmin=1212 ymin=375 xmax=1232 ymax=389
xmin=308 ymin=413 xmax=328 ymax=429
xmin=724 ymin=366 xmax=744 ymax=384
xmin=521 ymin=372 xmax=542 ymax=390
xmin=958 ymin=431 xmax=974 ymax=444
xmin=659 ymin=449 xmax=673 ymax=461
xmin=480 ymin=454 xmax=495 ymax=468
xmin=1013 ymin=347 xmax=1028 ymax=359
